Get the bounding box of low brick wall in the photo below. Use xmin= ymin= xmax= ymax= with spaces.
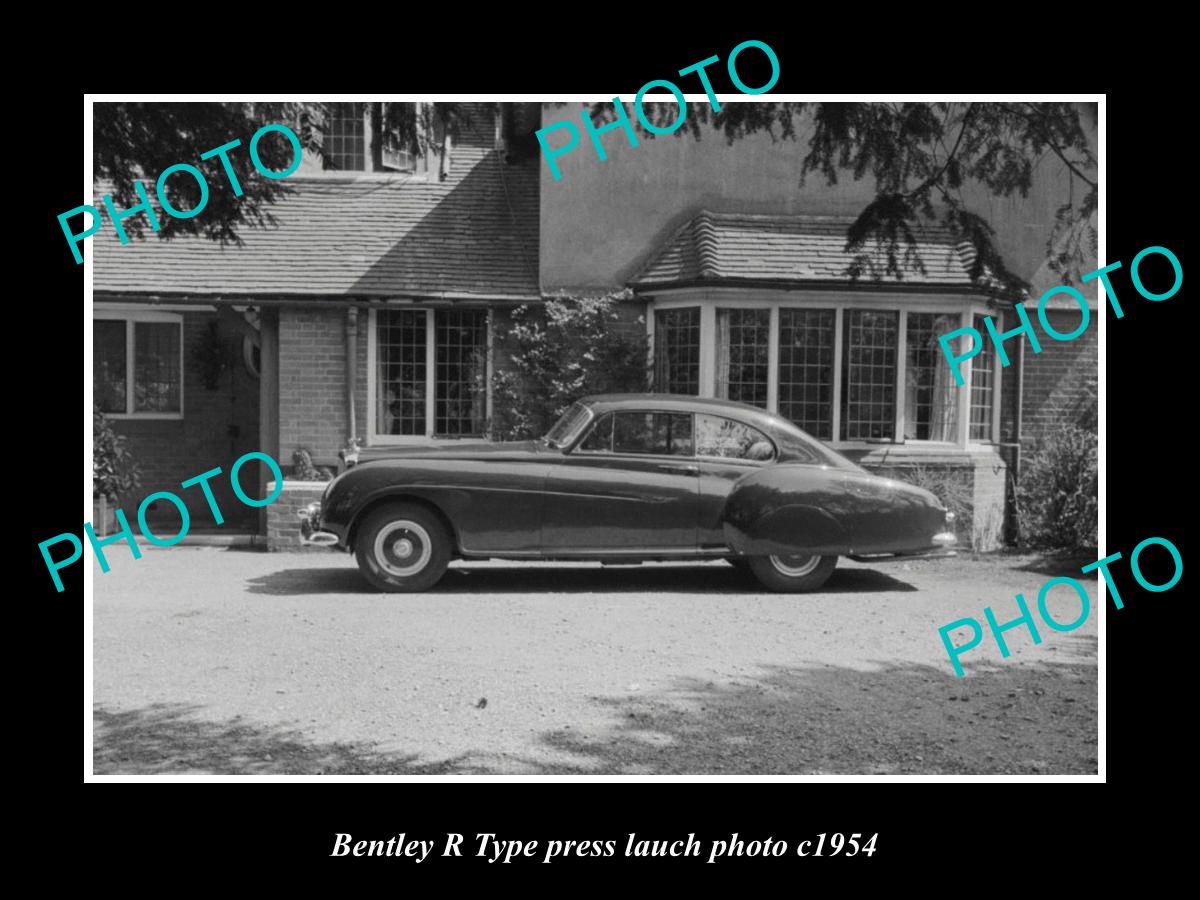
xmin=267 ymin=480 xmax=329 ymax=551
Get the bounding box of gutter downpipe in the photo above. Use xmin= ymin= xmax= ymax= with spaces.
xmin=346 ymin=306 xmax=358 ymax=445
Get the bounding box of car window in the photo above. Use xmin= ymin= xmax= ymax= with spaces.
xmin=606 ymin=412 xmax=693 ymax=456
xmin=545 ymin=401 xmax=594 ymax=448
xmin=579 ymin=414 xmax=614 ymax=453
xmin=695 ymin=414 xmax=776 ymax=462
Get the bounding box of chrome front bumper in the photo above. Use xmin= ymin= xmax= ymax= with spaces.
xmin=298 ymin=502 xmax=339 ymax=547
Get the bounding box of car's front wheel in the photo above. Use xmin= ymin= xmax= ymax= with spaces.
xmin=747 ymin=554 xmax=837 ymax=593
xmin=354 ymin=503 xmax=452 ymax=592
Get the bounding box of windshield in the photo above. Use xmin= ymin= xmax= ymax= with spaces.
xmin=545 ymin=401 xmax=594 ymax=449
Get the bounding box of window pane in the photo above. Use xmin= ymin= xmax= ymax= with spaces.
xmin=970 ymin=313 xmax=995 ymax=441
xmin=841 ymin=310 xmax=898 ymax=441
xmin=435 ymin=309 xmax=487 ymax=436
xmin=380 ymin=102 xmax=416 ymax=172
xmin=654 ymin=308 xmax=700 ymax=395
xmin=325 ymin=102 xmax=365 ymax=171
xmin=580 ymin=414 xmax=614 ymax=452
xmin=667 ymin=413 xmax=693 ymax=456
xmin=94 ymin=320 xmax=127 ymax=414
xmin=611 ymin=412 xmax=692 ymax=456
xmin=133 ymin=322 xmax=181 ymax=413
xmin=378 ymin=309 xmax=427 ymax=435
xmin=778 ymin=308 xmax=834 ymax=439
xmin=905 ymin=313 xmax=961 ymax=441
xmin=716 ymin=308 xmax=769 ymax=408
xmin=696 ymin=414 xmax=775 ymax=461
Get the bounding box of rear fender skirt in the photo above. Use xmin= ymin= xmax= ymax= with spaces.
xmin=722 ymin=504 xmax=851 ymax=557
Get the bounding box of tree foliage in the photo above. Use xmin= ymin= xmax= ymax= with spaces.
xmin=93 ymin=102 xmax=474 ymax=244
xmin=600 ymin=100 xmax=1098 ymax=293
xmin=489 ymin=294 xmax=650 ymax=440
xmin=93 ymin=406 xmax=141 ymax=502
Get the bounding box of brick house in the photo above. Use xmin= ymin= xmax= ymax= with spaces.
xmin=91 ymin=101 xmax=1097 ymax=549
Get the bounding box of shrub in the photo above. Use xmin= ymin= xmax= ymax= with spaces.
xmin=889 ymin=463 xmax=974 ymax=546
xmin=489 ymin=293 xmax=650 ymax=440
xmin=93 ymin=406 xmax=141 ymax=502
xmin=1017 ymin=425 xmax=1097 ymax=549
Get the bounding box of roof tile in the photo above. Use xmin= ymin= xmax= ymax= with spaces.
xmin=93 ymin=122 xmax=540 ymax=300
xmin=631 ymin=211 xmax=983 ymax=289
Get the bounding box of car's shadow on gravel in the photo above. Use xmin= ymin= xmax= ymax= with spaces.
xmin=94 ymin=636 xmax=1096 ymax=775
xmin=245 ymin=564 xmax=918 ymax=596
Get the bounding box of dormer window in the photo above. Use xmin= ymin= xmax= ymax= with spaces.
xmin=321 ymin=102 xmax=425 ymax=175
xmin=324 ymin=102 xmax=367 ymax=172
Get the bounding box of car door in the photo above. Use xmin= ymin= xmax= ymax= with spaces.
xmin=540 ymin=410 xmax=700 ymax=552
xmin=691 ymin=413 xmax=779 ymax=547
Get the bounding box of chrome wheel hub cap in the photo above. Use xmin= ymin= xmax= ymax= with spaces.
xmin=374 ymin=520 xmax=433 ymax=577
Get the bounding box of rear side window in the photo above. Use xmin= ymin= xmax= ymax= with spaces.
xmin=695 ymin=414 xmax=776 ymax=462
xmin=579 ymin=414 xmax=615 ymax=452
xmin=585 ymin=412 xmax=693 ymax=456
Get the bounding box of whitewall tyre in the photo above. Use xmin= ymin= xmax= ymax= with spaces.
xmin=354 ymin=503 xmax=451 ymax=592
xmin=747 ymin=554 xmax=838 ymax=593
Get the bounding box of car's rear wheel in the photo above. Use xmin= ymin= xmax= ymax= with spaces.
xmin=747 ymin=553 xmax=837 ymax=592
xmin=354 ymin=503 xmax=451 ymax=592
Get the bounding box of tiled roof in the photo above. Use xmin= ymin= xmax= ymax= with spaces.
xmin=631 ymin=211 xmax=986 ymax=290
xmin=93 ymin=125 xmax=540 ymax=300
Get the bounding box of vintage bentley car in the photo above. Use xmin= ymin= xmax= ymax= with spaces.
xmin=300 ymin=395 xmax=956 ymax=593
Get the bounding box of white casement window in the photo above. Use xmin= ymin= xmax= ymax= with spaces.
xmin=652 ymin=307 xmax=701 ymax=394
xmin=649 ymin=293 xmax=1001 ymax=449
xmin=323 ymin=102 xmax=368 ymax=172
xmin=367 ymin=307 xmax=491 ymax=442
xmin=93 ymin=311 xmax=184 ymax=420
xmin=322 ymin=102 xmax=424 ymax=174
xmin=715 ymin=307 xmax=771 ymax=408
xmin=968 ymin=313 xmax=997 ymax=442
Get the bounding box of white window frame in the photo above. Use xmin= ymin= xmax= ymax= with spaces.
xmin=92 ymin=308 xmax=184 ymax=421
xmin=317 ymin=101 xmax=428 ymax=179
xmin=647 ymin=288 xmax=1001 ymax=451
xmin=965 ymin=307 xmax=1004 ymax=447
xmin=366 ymin=305 xmax=493 ymax=444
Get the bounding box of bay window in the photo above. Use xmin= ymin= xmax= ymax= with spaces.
xmin=653 ymin=307 xmax=701 ymax=395
xmin=904 ymin=312 xmax=961 ymax=441
xmin=969 ymin=314 xmax=996 ymax=441
xmin=648 ymin=295 xmax=1001 ymax=448
xmin=778 ymin=308 xmax=835 ymax=441
xmin=715 ymin=308 xmax=769 ymax=408
xmin=371 ymin=307 xmax=488 ymax=440
xmin=841 ymin=310 xmax=898 ymax=441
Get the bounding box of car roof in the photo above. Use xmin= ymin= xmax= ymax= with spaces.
xmin=579 ymin=393 xmax=776 ymax=422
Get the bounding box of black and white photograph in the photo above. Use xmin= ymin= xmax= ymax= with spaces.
xmin=78 ymin=94 xmax=1104 ymax=778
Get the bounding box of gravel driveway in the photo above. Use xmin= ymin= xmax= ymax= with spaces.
xmin=92 ymin=547 xmax=1098 ymax=775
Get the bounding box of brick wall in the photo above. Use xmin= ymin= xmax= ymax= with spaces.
xmin=278 ymin=306 xmax=367 ymax=468
xmin=266 ymin=480 xmax=331 ymax=550
xmin=1020 ymin=309 xmax=1098 ymax=454
xmin=110 ymin=309 xmax=260 ymax=531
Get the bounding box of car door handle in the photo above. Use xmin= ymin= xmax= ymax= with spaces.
xmin=657 ymin=463 xmax=699 ymax=476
